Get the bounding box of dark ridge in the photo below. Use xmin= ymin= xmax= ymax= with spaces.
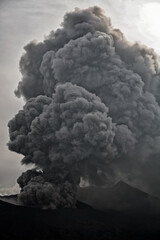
xmin=0 ymin=194 xmax=18 ymax=205
xmin=0 ymin=194 xmax=17 ymax=198
xmin=1 ymin=198 xmax=160 ymax=239
xmin=113 ymin=181 xmax=151 ymax=196
xmin=76 ymin=200 xmax=93 ymax=209
xmin=78 ymin=181 xmax=160 ymax=214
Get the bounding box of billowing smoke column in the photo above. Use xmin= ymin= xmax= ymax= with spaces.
xmin=9 ymin=83 xmax=116 ymax=208
xmin=8 ymin=6 xmax=160 ymax=208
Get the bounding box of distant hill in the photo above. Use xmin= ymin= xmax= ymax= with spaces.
xmin=78 ymin=181 xmax=160 ymax=214
xmin=0 ymin=194 xmax=18 ymax=205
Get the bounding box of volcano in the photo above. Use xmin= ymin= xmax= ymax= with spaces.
xmin=78 ymin=181 xmax=160 ymax=214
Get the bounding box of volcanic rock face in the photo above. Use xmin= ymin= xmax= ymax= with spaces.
xmin=7 ymin=6 xmax=160 ymax=208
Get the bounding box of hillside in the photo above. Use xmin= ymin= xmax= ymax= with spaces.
xmin=78 ymin=181 xmax=160 ymax=214
xmin=0 ymin=197 xmax=160 ymax=239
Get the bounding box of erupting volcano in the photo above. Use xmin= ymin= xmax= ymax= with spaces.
xmin=7 ymin=6 xmax=160 ymax=209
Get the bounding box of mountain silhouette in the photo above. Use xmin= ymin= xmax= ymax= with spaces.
xmin=1 ymin=198 xmax=160 ymax=240
xmin=78 ymin=181 xmax=160 ymax=214
xmin=1 ymin=182 xmax=160 ymax=239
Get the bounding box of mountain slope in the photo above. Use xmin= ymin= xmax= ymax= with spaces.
xmin=1 ymin=182 xmax=160 ymax=239
xmin=0 ymin=194 xmax=18 ymax=205
xmin=78 ymin=181 xmax=160 ymax=214
xmin=0 ymin=199 xmax=160 ymax=240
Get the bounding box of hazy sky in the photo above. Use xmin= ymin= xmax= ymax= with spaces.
xmin=1 ymin=0 xmax=160 ymax=193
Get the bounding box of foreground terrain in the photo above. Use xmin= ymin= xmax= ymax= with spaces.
xmin=1 ymin=200 xmax=160 ymax=240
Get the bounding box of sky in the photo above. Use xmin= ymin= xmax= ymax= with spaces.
xmin=1 ymin=0 xmax=160 ymax=194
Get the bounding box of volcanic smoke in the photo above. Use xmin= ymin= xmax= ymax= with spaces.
xmin=8 ymin=6 xmax=160 ymax=208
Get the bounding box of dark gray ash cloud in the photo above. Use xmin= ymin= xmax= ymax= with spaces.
xmin=9 ymin=81 xmax=116 ymax=208
xmin=7 ymin=6 xmax=160 ymax=208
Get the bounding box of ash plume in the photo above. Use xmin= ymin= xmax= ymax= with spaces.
xmin=8 ymin=6 xmax=160 ymax=208
xmin=8 ymin=82 xmax=116 ymax=208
